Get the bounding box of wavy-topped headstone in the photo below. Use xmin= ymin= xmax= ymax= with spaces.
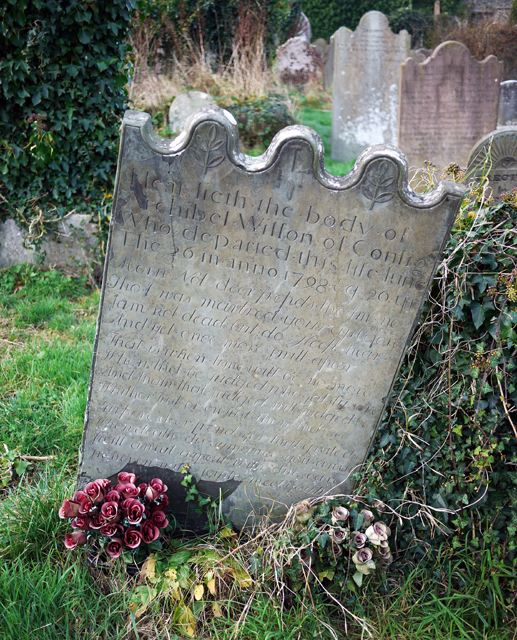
xmin=467 ymin=127 xmax=517 ymax=198
xmin=78 ymin=108 xmax=464 ymax=528
xmin=398 ymin=41 xmax=501 ymax=173
xmin=331 ymin=11 xmax=410 ymax=163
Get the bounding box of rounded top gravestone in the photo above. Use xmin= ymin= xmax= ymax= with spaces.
xmin=78 ymin=107 xmax=464 ymax=529
xmin=331 ymin=11 xmax=410 ymax=163
xmin=467 ymin=127 xmax=517 ymax=198
xmin=168 ymin=91 xmax=217 ymax=135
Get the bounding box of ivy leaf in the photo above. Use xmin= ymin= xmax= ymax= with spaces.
xmin=352 ymin=571 xmax=363 ymax=587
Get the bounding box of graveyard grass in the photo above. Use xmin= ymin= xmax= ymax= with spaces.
xmin=1 ymin=198 xmax=516 ymax=637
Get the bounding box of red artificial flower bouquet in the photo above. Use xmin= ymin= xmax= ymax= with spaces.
xmin=59 ymin=472 xmax=171 ymax=562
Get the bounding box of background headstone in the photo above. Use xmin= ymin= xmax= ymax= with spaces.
xmin=276 ymin=37 xmax=320 ymax=85
xmin=294 ymin=11 xmax=312 ymax=43
xmin=78 ymin=108 xmax=464 ymax=528
xmin=324 ymin=34 xmax=335 ymax=90
xmin=0 ymin=214 xmax=97 ymax=269
xmin=409 ymin=47 xmax=431 ymax=62
xmin=331 ymin=12 xmax=410 ymax=163
xmin=467 ymin=127 xmax=517 ymax=197
xmin=398 ymin=41 xmax=501 ymax=172
xmin=168 ymin=91 xmax=217 ymax=135
xmin=498 ymin=80 xmax=517 ymax=127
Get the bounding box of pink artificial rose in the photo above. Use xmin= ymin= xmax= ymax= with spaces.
xmin=58 ymin=499 xmax=81 ymax=519
xmin=71 ymin=515 xmax=92 ymax=531
xmin=138 ymin=483 xmax=147 ymax=496
xmin=145 ymin=478 xmax=168 ymax=501
xmin=73 ymin=490 xmax=88 ymax=503
xmin=151 ymin=510 xmax=169 ymax=529
xmin=100 ymin=501 xmax=121 ymax=523
xmin=121 ymin=498 xmax=145 ymax=525
xmin=84 ymin=481 xmax=105 ymax=504
xmin=124 ymin=528 xmax=143 ymax=549
xmin=64 ymin=531 xmax=87 ymax=550
xmin=117 ymin=472 xmax=137 ymax=485
xmin=100 ymin=523 xmax=124 ymax=537
xmin=141 ymin=520 xmax=160 ymax=544
xmin=105 ymin=537 xmax=124 ymax=558
xmin=105 ymin=490 xmax=121 ymax=503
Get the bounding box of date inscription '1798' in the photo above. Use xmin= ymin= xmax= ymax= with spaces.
xmin=78 ymin=108 xmax=464 ymax=527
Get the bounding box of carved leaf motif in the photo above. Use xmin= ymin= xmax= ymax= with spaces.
xmin=192 ymin=124 xmax=226 ymax=174
xmin=361 ymin=160 xmax=398 ymax=210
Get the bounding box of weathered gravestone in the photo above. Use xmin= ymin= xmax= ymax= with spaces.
xmin=168 ymin=91 xmax=217 ymax=136
xmin=331 ymin=12 xmax=410 ymax=163
xmin=276 ymin=37 xmax=320 ymax=85
xmin=467 ymin=127 xmax=517 ymax=197
xmin=398 ymin=41 xmax=501 ymax=173
xmin=78 ymin=108 xmax=464 ymax=528
xmin=498 ymin=80 xmax=517 ymax=127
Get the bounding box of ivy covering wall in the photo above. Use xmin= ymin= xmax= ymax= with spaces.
xmin=0 ymin=0 xmax=137 ymax=219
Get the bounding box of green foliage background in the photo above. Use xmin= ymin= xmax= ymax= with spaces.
xmin=0 ymin=0 xmax=137 ymax=219
xmin=302 ymin=0 xmax=464 ymax=41
xmin=357 ymin=191 xmax=517 ymax=567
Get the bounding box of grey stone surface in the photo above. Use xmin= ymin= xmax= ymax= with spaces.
xmin=325 ymin=34 xmax=335 ymax=90
xmin=276 ymin=37 xmax=319 ymax=85
xmin=331 ymin=12 xmax=410 ymax=163
xmin=498 ymin=80 xmax=517 ymax=127
xmin=398 ymin=41 xmax=501 ymax=172
xmin=0 ymin=214 xmax=97 ymax=269
xmin=168 ymin=92 xmax=217 ymax=135
xmin=78 ymin=108 xmax=464 ymax=528
xmin=294 ymin=12 xmax=312 ymax=43
xmin=409 ymin=47 xmax=431 ymax=62
xmin=467 ymin=127 xmax=517 ymax=197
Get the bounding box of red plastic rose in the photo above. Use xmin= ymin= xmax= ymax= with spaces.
xmin=71 ymin=515 xmax=92 ymax=531
xmin=121 ymin=498 xmax=145 ymax=525
xmin=89 ymin=513 xmax=105 ymax=529
xmin=105 ymin=490 xmax=121 ymax=503
xmin=78 ymin=498 xmax=97 ymax=516
xmin=72 ymin=490 xmax=88 ymax=503
xmin=64 ymin=531 xmax=87 ymax=550
xmin=124 ymin=528 xmax=143 ymax=549
xmin=84 ymin=481 xmax=105 ymax=504
xmin=100 ymin=523 xmax=124 ymax=537
xmin=100 ymin=501 xmax=120 ymax=523
xmin=105 ymin=537 xmax=124 ymax=558
xmin=151 ymin=510 xmax=169 ymax=529
xmin=120 ymin=483 xmax=140 ymax=499
xmin=152 ymin=494 xmax=169 ymax=510
xmin=117 ymin=472 xmax=137 ymax=485
xmin=95 ymin=478 xmax=111 ymax=491
xmin=145 ymin=479 xmax=168 ymax=501
xmin=58 ymin=499 xmax=81 ymax=519
xmin=141 ymin=520 xmax=160 ymax=544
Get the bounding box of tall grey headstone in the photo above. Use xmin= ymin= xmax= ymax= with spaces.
xmin=331 ymin=12 xmax=410 ymax=163
xmin=398 ymin=41 xmax=501 ymax=172
xmin=78 ymin=108 xmax=463 ymax=528
xmin=468 ymin=127 xmax=517 ymax=197
xmin=498 ymin=80 xmax=517 ymax=127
